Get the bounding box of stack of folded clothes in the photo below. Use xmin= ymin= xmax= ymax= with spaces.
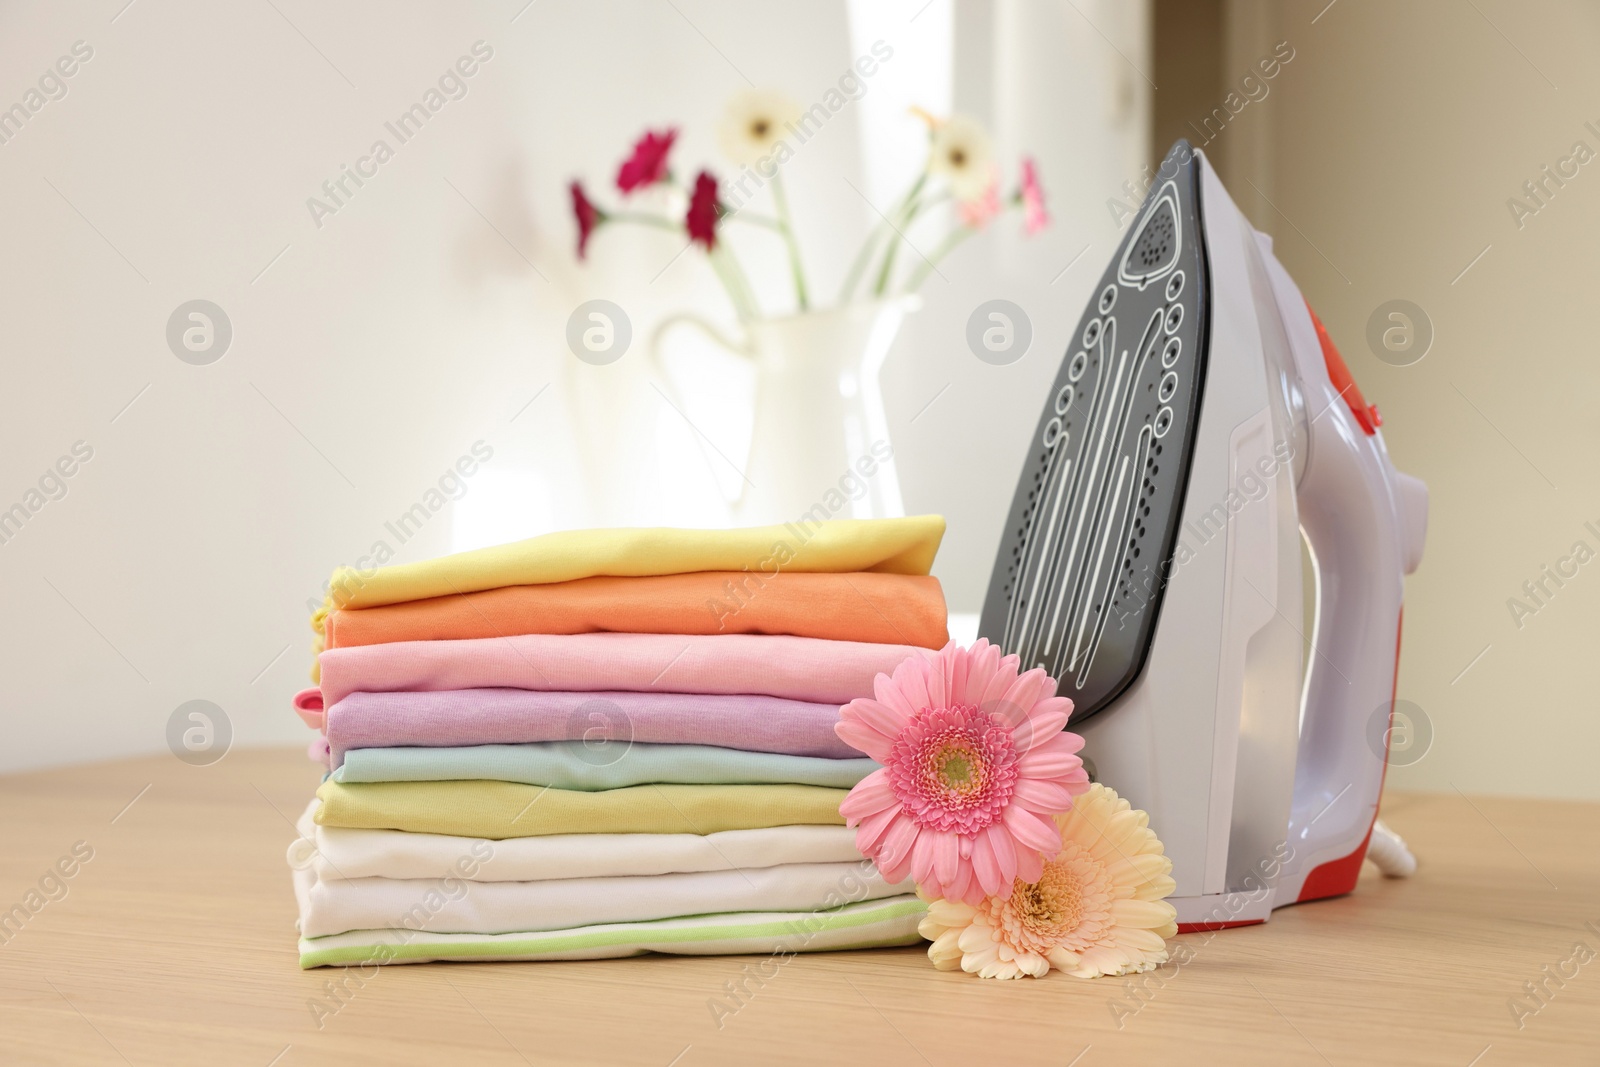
xmin=287 ymin=516 xmax=948 ymax=967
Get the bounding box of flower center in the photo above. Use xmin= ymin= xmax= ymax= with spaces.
xmin=885 ymin=703 xmax=1019 ymax=835
xmin=752 ymin=119 xmax=770 ymax=137
xmin=1013 ymin=868 xmax=1084 ymax=935
xmin=938 ymin=751 xmax=976 ymax=790
xmin=986 ymin=843 xmax=1118 ymax=957
xmin=950 ymin=148 xmax=967 ymax=167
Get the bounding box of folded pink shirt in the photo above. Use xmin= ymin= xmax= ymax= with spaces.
xmin=322 ymin=689 xmax=864 ymax=767
xmin=315 ymin=632 xmax=929 ymax=708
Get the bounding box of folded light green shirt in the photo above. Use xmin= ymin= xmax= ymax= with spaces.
xmin=314 ymin=779 xmax=848 ymax=839
xmin=332 ymin=742 xmax=878 ymax=791
xmin=297 ymin=895 xmax=927 ymax=968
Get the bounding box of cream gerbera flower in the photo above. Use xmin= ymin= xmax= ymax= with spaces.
xmin=718 ymin=89 xmax=803 ymax=165
xmin=928 ymin=114 xmax=994 ymax=200
xmin=918 ymin=783 xmax=1178 ymax=979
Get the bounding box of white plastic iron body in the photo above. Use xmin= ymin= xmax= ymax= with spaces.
xmin=1261 ymin=212 xmax=1428 ymax=911
xmin=1073 ymin=149 xmax=1426 ymax=929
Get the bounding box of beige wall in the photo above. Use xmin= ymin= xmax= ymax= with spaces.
xmin=1211 ymin=0 xmax=1600 ymax=799
xmin=0 ymin=1 xmax=1150 ymax=773
xmin=7 ymin=0 xmax=1588 ymax=801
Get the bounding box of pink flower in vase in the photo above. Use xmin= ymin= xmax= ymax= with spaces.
xmin=686 ymin=170 xmax=721 ymax=250
xmin=958 ymin=170 xmax=1002 ymax=229
xmin=835 ymin=640 xmax=1091 ymax=905
xmin=1019 ymin=156 xmax=1050 ymax=236
xmin=570 ymin=180 xmax=603 ymax=259
xmin=616 ymin=127 xmax=678 ymax=194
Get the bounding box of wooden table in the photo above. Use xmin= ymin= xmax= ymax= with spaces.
xmin=2 ymin=748 xmax=1596 ymax=1066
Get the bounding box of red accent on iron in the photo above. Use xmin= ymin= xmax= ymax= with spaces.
xmin=1296 ymin=824 xmax=1374 ymax=903
xmin=1177 ymin=918 xmax=1266 ymax=934
xmin=1295 ymin=609 xmax=1405 ymax=903
xmin=1306 ymin=303 xmax=1378 ymax=436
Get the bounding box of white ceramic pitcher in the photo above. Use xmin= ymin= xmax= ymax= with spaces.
xmin=650 ymin=297 xmax=917 ymax=526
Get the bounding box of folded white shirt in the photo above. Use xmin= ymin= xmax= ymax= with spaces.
xmin=293 ymin=855 xmax=910 ymax=938
xmin=289 ymin=801 xmax=866 ymax=883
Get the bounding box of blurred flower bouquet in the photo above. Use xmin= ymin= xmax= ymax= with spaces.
xmin=564 ymin=91 xmax=1051 ymax=525
xmin=568 ymin=89 xmax=1050 ymax=319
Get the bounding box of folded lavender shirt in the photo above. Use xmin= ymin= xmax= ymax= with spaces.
xmin=317 ymin=632 xmax=929 ymax=708
xmin=325 ymin=689 xmax=864 ymax=768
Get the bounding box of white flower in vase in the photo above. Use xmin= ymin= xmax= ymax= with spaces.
xmin=718 ymin=89 xmax=805 ymax=166
xmin=929 ymin=113 xmax=995 ymax=201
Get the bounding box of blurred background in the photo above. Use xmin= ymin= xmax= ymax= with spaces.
xmin=1 ymin=0 xmax=1594 ymax=801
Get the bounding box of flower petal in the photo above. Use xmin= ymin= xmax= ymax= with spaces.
xmin=832 ymin=720 xmax=890 ymax=762
xmin=1100 ymin=852 xmax=1173 ymax=894
xmin=1112 ymin=898 xmax=1180 ymax=929
xmin=911 ymin=830 xmax=941 ymax=884
xmin=895 ymin=658 xmax=933 ymax=716
xmin=838 ymin=768 xmax=897 ymax=821
xmin=978 ymin=655 xmax=1021 ymax=713
xmin=943 ymin=642 xmax=969 ymax=709
xmin=970 ymin=829 xmax=1004 ymax=898
xmin=993 ymin=668 xmax=1051 ymax=726
xmin=930 ymin=830 xmax=961 ymax=886
xmin=876 ymin=814 xmax=921 ymax=878
xmin=923 ymin=646 xmax=951 ymax=710
xmin=1003 ymin=803 xmax=1063 ymax=855
xmin=941 ymin=857 xmax=974 ymax=904
xmin=958 ymin=922 xmax=998 ymax=955
xmin=841 ymin=697 xmax=909 ymax=743
xmin=1011 ymin=777 xmax=1081 ymax=813
xmin=1014 ymin=707 xmax=1068 ymax=750
xmin=1113 ymin=927 xmax=1169 ymax=954
xmin=1013 ymin=843 xmax=1046 ymax=884
xmin=956 ymin=640 xmax=1002 ymax=707
xmin=873 ymin=670 xmax=920 ymax=719
xmin=1028 ymin=696 xmax=1076 ymax=727
xmin=979 ymin=825 xmax=1017 ymax=895
xmin=1018 ymin=735 xmax=1086 ymax=777
xmin=926 ymin=899 xmax=977 ymax=925
xmin=853 ymin=802 xmax=901 ymax=854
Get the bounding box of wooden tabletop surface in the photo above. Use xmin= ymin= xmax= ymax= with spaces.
xmin=1 ymin=747 xmax=1597 ymax=1066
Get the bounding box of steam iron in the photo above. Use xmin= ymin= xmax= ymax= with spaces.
xmin=980 ymin=141 xmax=1428 ymax=930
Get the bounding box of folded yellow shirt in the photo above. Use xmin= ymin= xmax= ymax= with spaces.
xmin=313 ymin=780 xmax=848 ymax=839
xmin=311 ymin=515 xmax=945 ymax=632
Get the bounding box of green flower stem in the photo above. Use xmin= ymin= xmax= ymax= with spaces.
xmin=705 ymin=252 xmax=748 ymax=321
xmin=725 ymin=212 xmax=784 ymax=231
xmin=605 ymin=211 xmax=681 ymax=230
xmin=836 ymin=227 xmax=885 ymax=304
xmin=710 ymin=242 xmax=760 ymax=321
xmin=871 ymin=172 xmax=928 ymax=298
xmin=904 ymin=225 xmax=976 ymax=292
xmin=603 ymin=209 xmax=756 ymax=320
xmin=769 ymin=171 xmax=809 ymax=312
xmin=838 ymin=172 xmax=926 ymax=304
xmin=902 ymin=189 xmax=952 ymax=225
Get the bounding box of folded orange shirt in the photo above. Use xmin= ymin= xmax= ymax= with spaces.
xmin=324 ymin=571 xmax=949 ymax=651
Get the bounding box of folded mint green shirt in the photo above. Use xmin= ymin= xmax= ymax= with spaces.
xmin=332 ymin=741 xmax=879 ymax=791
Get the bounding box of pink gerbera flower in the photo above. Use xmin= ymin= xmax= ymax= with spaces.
xmin=836 ymin=640 xmax=1090 ymax=905
xmin=1019 ymin=156 xmax=1049 ymax=236
xmin=615 ymin=127 xmax=677 ymax=194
